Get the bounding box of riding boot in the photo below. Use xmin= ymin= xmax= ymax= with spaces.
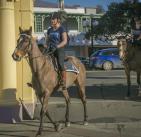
xmin=61 ymin=70 xmax=67 ymax=90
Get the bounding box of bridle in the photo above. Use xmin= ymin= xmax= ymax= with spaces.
xmin=17 ymin=33 xmax=44 ymax=59
xmin=18 ymin=33 xmax=32 ymax=55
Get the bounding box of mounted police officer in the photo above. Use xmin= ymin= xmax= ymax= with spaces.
xmin=128 ymin=0 xmax=141 ymax=46
xmin=131 ymin=16 xmax=141 ymax=46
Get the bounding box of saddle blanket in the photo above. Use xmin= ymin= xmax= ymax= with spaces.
xmin=65 ymin=61 xmax=79 ymax=74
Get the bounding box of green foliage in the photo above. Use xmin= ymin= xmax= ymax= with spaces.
xmin=85 ymin=31 xmax=91 ymax=40
xmin=58 ymin=10 xmax=68 ymax=23
xmin=96 ymin=5 xmax=105 ymax=14
xmin=86 ymin=0 xmax=141 ymax=38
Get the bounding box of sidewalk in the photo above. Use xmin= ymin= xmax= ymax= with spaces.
xmin=0 ymin=120 xmax=141 ymax=137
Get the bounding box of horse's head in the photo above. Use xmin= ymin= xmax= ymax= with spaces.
xmin=12 ymin=27 xmax=32 ymax=61
xmin=117 ymin=36 xmax=128 ymax=60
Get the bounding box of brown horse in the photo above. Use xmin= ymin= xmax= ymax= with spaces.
xmin=117 ymin=36 xmax=141 ymax=98
xmin=12 ymin=27 xmax=88 ymax=136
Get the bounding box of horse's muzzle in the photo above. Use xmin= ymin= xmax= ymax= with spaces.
xmin=12 ymin=53 xmax=21 ymax=61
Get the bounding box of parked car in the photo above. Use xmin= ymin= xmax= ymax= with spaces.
xmin=89 ymin=48 xmax=123 ymax=70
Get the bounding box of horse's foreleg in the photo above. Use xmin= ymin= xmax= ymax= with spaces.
xmin=125 ymin=69 xmax=131 ymax=98
xmin=37 ymin=93 xmax=50 ymax=136
xmin=45 ymin=111 xmax=62 ymax=131
xmin=38 ymin=92 xmax=62 ymax=132
xmin=137 ymin=72 xmax=141 ymax=96
xmin=36 ymin=97 xmax=45 ymax=136
xmin=62 ymin=89 xmax=70 ymax=127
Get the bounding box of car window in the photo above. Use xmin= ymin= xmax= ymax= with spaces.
xmin=101 ymin=51 xmax=112 ymax=56
xmin=77 ymin=56 xmax=87 ymax=61
xmin=101 ymin=49 xmax=119 ymax=56
xmin=90 ymin=51 xmax=100 ymax=57
xmin=91 ymin=49 xmax=119 ymax=57
xmin=112 ymin=50 xmax=119 ymax=55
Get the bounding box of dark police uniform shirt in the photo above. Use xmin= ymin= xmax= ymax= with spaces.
xmin=131 ymin=19 xmax=141 ymax=40
xmin=47 ymin=26 xmax=66 ymax=48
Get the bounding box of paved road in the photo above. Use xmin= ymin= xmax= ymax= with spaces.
xmin=86 ymin=69 xmax=136 ymax=85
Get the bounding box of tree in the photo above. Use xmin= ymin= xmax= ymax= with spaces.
xmin=58 ymin=10 xmax=67 ymax=23
xmin=85 ymin=0 xmax=141 ymax=39
xmin=96 ymin=5 xmax=105 ymax=14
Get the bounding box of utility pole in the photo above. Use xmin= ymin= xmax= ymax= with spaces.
xmin=58 ymin=0 xmax=64 ymax=10
xmin=90 ymin=14 xmax=94 ymax=48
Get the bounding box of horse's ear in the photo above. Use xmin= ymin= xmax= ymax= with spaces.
xmin=29 ymin=26 xmax=32 ymax=35
xmin=19 ymin=27 xmax=23 ymax=33
xmin=117 ymin=41 xmax=120 ymax=48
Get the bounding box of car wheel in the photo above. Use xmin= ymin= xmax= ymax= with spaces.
xmin=103 ymin=61 xmax=113 ymax=70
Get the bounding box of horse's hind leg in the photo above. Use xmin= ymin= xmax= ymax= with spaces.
xmin=62 ymin=89 xmax=71 ymax=127
xmin=76 ymin=82 xmax=88 ymax=125
xmin=137 ymin=72 xmax=141 ymax=96
xmin=79 ymin=87 xmax=88 ymax=125
xmin=125 ymin=69 xmax=131 ymax=99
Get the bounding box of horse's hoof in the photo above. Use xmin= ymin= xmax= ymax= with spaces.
xmin=55 ymin=123 xmax=62 ymax=132
xmin=35 ymin=131 xmax=41 ymax=137
xmin=83 ymin=121 xmax=88 ymax=126
xmin=65 ymin=122 xmax=71 ymax=127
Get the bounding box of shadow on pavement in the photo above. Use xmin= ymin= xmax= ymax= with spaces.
xmin=89 ymin=117 xmax=141 ymax=123
xmin=52 ymin=84 xmax=140 ymax=101
xmin=0 ymin=134 xmax=28 ymax=137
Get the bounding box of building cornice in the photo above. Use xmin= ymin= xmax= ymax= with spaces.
xmin=34 ymin=7 xmax=85 ymax=14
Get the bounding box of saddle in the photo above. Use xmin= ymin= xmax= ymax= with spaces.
xmin=51 ymin=55 xmax=79 ymax=74
xmin=46 ymin=52 xmax=79 ymax=87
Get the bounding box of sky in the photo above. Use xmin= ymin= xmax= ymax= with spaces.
xmin=43 ymin=0 xmax=124 ymax=9
xmin=43 ymin=0 xmax=141 ymax=10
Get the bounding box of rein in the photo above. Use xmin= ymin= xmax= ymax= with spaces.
xmin=24 ymin=55 xmax=45 ymax=66
xmin=24 ymin=54 xmax=44 ymax=60
xmin=19 ymin=33 xmax=54 ymax=70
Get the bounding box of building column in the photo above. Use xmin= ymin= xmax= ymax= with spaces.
xmin=79 ymin=17 xmax=83 ymax=32
xmin=76 ymin=17 xmax=80 ymax=32
xmin=0 ymin=0 xmax=35 ymax=123
xmin=0 ymin=0 xmax=21 ymax=123
xmin=14 ymin=0 xmax=36 ymax=120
